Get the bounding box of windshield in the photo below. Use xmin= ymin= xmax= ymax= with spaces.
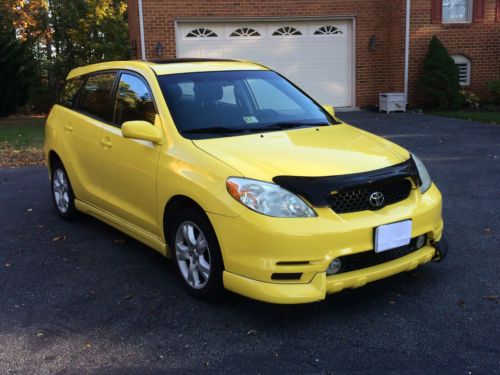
xmin=157 ymin=70 xmax=336 ymax=139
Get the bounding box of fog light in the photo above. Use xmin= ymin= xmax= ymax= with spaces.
xmin=416 ymin=235 xmax=426 ymax=249
xmin=326 ymin=258 xmax=342 ymax=275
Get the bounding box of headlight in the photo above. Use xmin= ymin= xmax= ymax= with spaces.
xmin=411 ymin=153 xmax=432 ymax=193
xmin=226 ymin=177 xmax=317 ymax=217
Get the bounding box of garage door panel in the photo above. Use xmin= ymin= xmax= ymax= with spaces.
xmin=177 ymin=20 xmax=353 ymax=107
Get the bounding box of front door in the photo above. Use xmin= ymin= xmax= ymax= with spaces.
xmin=98 ymin=72 xmax=161 ymax=236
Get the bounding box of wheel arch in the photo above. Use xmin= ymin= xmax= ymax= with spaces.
xmin=47 ymin=150 xmax=62 ymax=175
xmin=163 ymin=195 xmax=207 ymax=245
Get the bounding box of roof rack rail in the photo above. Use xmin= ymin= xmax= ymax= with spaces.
xmin=146 ymin=58 xmax=239 ymax=64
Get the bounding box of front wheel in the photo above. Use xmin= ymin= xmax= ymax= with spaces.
xmin=50 ymin=160 xmax=78 ymax=220
xmin=169 ymin=207 xmax=224 ymax=300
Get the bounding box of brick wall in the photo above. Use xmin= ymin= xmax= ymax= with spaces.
xmin=408 ymin=0 xmax=500 ymax=102
xmin=127 ymin=0 xmax=500 ymax=107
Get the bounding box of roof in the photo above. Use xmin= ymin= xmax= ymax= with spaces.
xmin=66 ymin=58 xmax=268 ymax=79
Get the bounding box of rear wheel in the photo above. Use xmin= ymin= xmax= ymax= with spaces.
xmin=169 ymin=206 xmax=224 ymax=300
xmin=51 ymin=160 xmax=78 ymax=220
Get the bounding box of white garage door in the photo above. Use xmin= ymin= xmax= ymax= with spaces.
xmin=175 ymin=20 xmax=354 ymax=107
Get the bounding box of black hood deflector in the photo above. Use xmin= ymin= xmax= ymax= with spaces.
xmin=273 ymin=157 xmax=420 ymax=207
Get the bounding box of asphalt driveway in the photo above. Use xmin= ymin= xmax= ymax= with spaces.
xmin=1 ymin=111 xmax=498 ymax=374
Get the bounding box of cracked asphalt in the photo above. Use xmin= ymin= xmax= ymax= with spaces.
xmin=1 ymin=111 xmax=499 ymax=374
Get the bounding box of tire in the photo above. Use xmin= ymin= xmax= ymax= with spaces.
xmin=168 ymin=206 xmax=224 ymax=300
xmin=50 ymin=160 xmax=78 ymax=220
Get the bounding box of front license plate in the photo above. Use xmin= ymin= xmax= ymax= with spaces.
xmin=374 ymin=220 xmax=412 ymax=253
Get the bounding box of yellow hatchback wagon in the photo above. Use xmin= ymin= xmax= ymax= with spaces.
xmin=44 ymin=59 xmax=447 ymax=304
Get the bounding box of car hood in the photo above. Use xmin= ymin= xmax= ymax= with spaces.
xmin=192 ymin=124 xmax=410 ymax=181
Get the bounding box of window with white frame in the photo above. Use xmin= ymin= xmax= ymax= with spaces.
xmin=443 ymin=0 xmax=473 ymax=23
xmin=452 ymin=55 xmax=471 ymax=86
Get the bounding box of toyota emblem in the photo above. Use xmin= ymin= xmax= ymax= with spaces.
xmin=369 ymin=191 xmax=385 ymax=207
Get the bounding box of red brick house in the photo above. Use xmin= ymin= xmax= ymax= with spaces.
xmin=127 ymin=0 xmax=500 ymax=108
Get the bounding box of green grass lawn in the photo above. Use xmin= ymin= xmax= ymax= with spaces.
xmin=430 ymin=110 xmax=500 ymax=125
xmin=0 ymin=117 xmax=46 ymax=149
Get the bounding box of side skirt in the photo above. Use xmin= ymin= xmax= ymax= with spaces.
xmin=75 ymin=199 xmax=169 ymax=257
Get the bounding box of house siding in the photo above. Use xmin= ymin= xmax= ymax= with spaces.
xmin=127 ymin=0 xmax=500 ymax=107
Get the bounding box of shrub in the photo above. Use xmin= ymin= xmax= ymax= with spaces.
xmin=486 ymin=80 xmax=500 ymax=105
xmin=418 ymin=36 xmax=463 ymax=110
xmin=459 ymin=89 xmax=480 ymax=110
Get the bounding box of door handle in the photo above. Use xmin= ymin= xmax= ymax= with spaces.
xmin=100 ymin=138 xmax=112 ymax=148
xmin=64 ymin=124 xmax=73 ymax=132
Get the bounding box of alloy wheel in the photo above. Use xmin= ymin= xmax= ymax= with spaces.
xmin=53 ymin=168 xmax=70 ymax=214
xmin=174 ymin=221 xmax=211 ymax=289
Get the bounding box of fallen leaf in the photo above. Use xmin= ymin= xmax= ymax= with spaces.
xmin=27 ymin=208 xmax=32 ymax=212
xmin=84 ymin=343 xmax=92 ymax=348
xmin=482 ymin=295 xmax=498 ymax=302
xmin=4 ymin=263 xmax=11 ymax=268
xmin=0 ymin=141 xmax=45 ymax=168
xmin=52 ymin=235 xmax=67 ymax=242
xmin=247 ymin=329 xmax=257 ymax=336
xmin=36 ymin=332 xmax=44 ymax=337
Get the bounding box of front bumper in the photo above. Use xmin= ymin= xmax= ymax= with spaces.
xmin=209 ymin=183 xmax=443 ymax=304
xmin=223 ymin=245 xmax=436 ymax=304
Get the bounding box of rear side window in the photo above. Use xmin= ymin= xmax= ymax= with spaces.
xmin=113 ymin=73 xmax=156 ymax=126
xmin=77 ymin=73 xmax=116 ymax=121
xmin=57 ymin=77 xmax=83 ymax=108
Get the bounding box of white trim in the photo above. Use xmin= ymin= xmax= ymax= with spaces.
xmin=138 ymin=0 xmax=146 ymax=60
xmin=442 ymin=0 xmax=473 ymax=24
xmin=404 ymin=0 xmax=411 ymax=102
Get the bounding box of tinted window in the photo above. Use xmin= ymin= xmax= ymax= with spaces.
xmin=77 ymin=73 xmax=116 ymax=121
xmin=57 ymin=77 xmax=83 ymax=108
xmin=113 ymin=73 xmax=156 ymax=126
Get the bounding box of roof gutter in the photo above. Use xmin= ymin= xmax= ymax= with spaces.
xmin=404 ymin=0 xmax=411 ymax=101
xmin=138 ymin=0 xmax=146 ymax=60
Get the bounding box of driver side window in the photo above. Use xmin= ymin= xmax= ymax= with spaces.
xmin=114 ymin=73 xmax=156 ymax=126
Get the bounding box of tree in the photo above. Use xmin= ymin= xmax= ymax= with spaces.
xmin=418 ymin=36 xmax=463 ymax=109
xmin=0 ymin=12 xmax=34 ymax=117
xmin=1 ymin=0 xmax=129 ymax=113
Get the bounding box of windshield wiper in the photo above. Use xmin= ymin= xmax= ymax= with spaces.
xmin=182 ymin=126 xmax=251 ymax=134
xmin=251 ymin=122 xmax=330 ymax=131
xmin=182 ymin=122 xmax=330 ymax=135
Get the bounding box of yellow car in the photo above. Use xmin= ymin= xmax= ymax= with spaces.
xmin=44 ymin=58 xmax=447 ymax=304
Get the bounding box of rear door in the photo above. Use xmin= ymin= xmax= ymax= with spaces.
xmin=98 ymin=71 xmax=161 ymax=236
xmin=62 ymin=72 xmax=117 ymax=206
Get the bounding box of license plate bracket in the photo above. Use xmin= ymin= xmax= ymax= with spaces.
xmin=374 ymin=220 xmax=412 ymax=253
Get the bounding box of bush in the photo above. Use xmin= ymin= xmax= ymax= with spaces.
xmin=460 ymin=89 xmax=480 ymax=110
xmin=418 ymin=36 xmax=463 ymax=110
xmin=486 ymin=80 xmax=500 ymax=105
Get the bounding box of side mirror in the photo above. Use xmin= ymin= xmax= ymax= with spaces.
xmin=322 ymin=104 xmax=335 ymax=117
xmin=121 ymin=120 xmax=162 ymax=144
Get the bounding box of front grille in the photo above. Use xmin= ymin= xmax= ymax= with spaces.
xmin=335 ymin=237 xmax=423 ymax=274
xmin=330 ymin=179 xmax=412 ymax=214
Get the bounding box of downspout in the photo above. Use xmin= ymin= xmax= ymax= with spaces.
xmin=138 ymin=0 xmax=146 ymax=60
xmin=404 ymin=0 xmax=411 ymax=102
